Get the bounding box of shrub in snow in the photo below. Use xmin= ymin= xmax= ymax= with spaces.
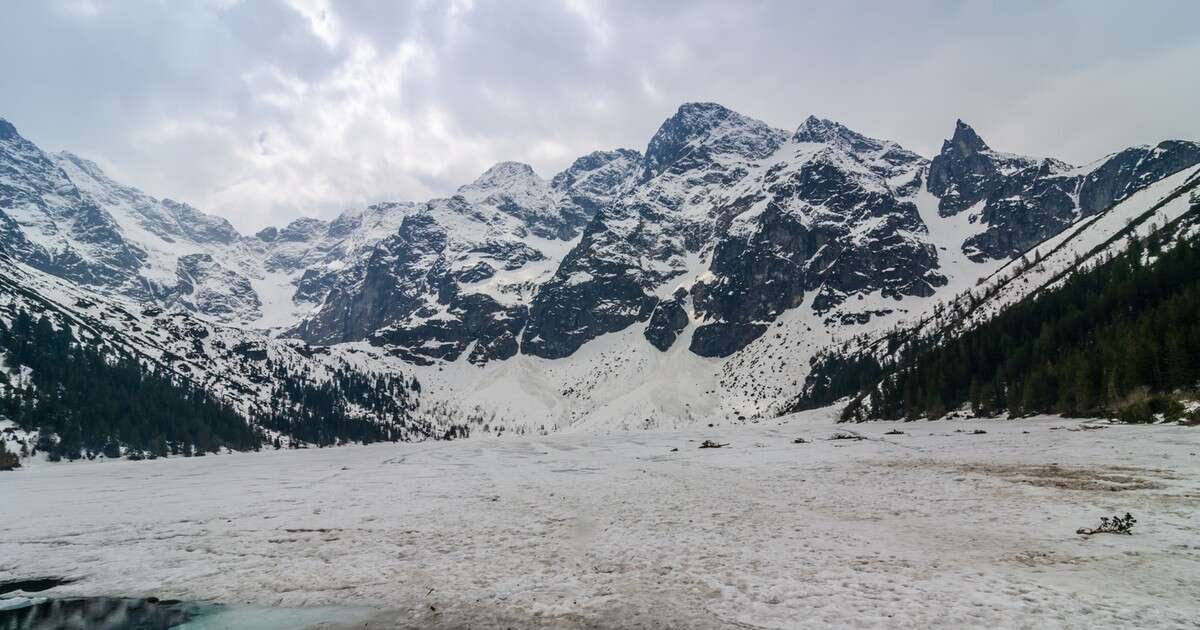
xmin=1077 ymin=513 xmax=1136 ymax=536
xmin=0 ymin=440 xmax=19 ymax=471
xmin=1116 ymin=395 xmax=1186 ymax=424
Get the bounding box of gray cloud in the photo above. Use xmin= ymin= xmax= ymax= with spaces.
xmin=2 ymin=0 xmax=1197 ymax=232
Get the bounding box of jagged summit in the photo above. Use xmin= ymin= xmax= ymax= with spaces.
xmin=648 ymin=102 xmax=773 ymax=143
xmin=4 ymin=105 xmax=1200 ymax=431
xmin=55 ymin=150 xmax=107 ymax=177
xmin=790 ymin=115 xmax=924 ymax=176
xmin=551 ymin=148 xmax=641 ymax=189
xmin=928 ymin=119 xmax=1029 ymax=218
xmin=641 ymin=102 xmax=786 ymax=180
xmin=0 ymin=118 xmax=19 ymax=140
xmin=792 ymin=115 xmax=851 ymax=143
xmin=275 ymin=216 xmax=327 ymax=242
xmin=459 ymin=161 xmax=543 ymax=194
xmin=669 ymin=101 xmax=739 ymax=123
xmin=942 ymin=119 xmax=990 ymax=157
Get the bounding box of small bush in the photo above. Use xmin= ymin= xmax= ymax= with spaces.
xmin=1115 ymin=394 xmax=1186 ymax=424
xmin=0 ymin=441 xmax=19 ymax=471
xmin=1077 ymin=513 xmax=1136 ymax=536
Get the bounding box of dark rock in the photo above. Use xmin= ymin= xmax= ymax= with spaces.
xmin=1079 ymin=141 xmax=1200 ymax=215
xmin=0 ymin=118 xmax=18 ymax=140
xmin=521 ymin=220 xmax=660 ymax=359
xmin=689 ymin=322 xmax=767 ymax=357
xmin=929 ymin=120 xmax=1200 ymax=261
xmin=644 ymin=291 xmax=689 ymax=351
xmin=927 ymin=120 xmax=1022 ymax=217
xmin=232 ymin=341 xmax=268 ymax=361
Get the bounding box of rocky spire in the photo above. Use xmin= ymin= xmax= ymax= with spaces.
xmin=943 ymin=119 xmax=990 ymax=158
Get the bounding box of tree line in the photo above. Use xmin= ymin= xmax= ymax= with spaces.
xmin=0 ymin=309 xmax=261 ymax=460
xmin=844 ymin=228 xmax=1200 ymax=422
xmin=0 ymin=309 xmax=470 ymax=463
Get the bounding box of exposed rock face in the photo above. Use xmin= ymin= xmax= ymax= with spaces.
xmin=523 ymin=103 xmax=790 ymax=358
xmin=3 ymin=107 xmax=1198 ymax=375
xmin=552 ymin=149 xmax=643 ymax=233
xmin=641 ymin=102 xmax=787 ymax=182
xmin=293 ymin=150 xmax=643 ymax=364
xmin=926 ymin=120 xmax=1027 ymax=217
xmin=927 ymin=121 xmax=1200 ymax=261
xmin=643 ymin=289 xmax=690 ymax=351
xmin=371 ymin=291 xmax=526 ymax=366
xmin=0 ymin=121 xmax=148 ymax=290
xmin=526 ymin=106 xmax=947 ymax=359
xmin=522 ymin=222 xmax=662 ymax=359
xmin=689 ymin=118 xmax=944 ymax=356
xmin=1078 ymin=141 xmax=1200 ymax=215
xmin=960 ymin=159 xmax=1079 ymax=261
xmin=292 ymin=210 xmax=452 ymax=346
xmin=0 ymin=119 xmax=271 ymax=322
xmin=162 ymin=253 xmax=262 ymax=318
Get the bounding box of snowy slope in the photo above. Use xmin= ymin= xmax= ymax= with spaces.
xmin=0 ymin=253 xmax=470 ymax=450
xmin=796 ymin=163 xmax=1200 ymax=402
xmin=3 ymin=414 xmax=1198 ymax=628
xmin=3 ymin=107 xmax=1200 ymax=437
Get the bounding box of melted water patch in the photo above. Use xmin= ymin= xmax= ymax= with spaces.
xmin=0 ymin=577 xmax=75 ymax=596
xmin=0 ymin=597 xmax=191 ymax=629
xmin=0 ymin=596 xmax=377 ymax=630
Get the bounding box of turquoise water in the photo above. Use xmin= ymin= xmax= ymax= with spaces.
xmin=176 ymin=604 xmax=377 ymax=629
xmin=0 ymin=597 xmax=376 ymax=630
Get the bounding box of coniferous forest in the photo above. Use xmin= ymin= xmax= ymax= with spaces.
xmin=0 ymin=310 xmax=262 ymax=460
xmin=0 ymin=308 xmax=466 ymax=463
xmin=837 ymin=227 xmax=1200 ymax=423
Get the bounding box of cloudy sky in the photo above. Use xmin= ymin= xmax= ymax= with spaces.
xmin=2 ymin=0 xmax=1198 ymax=233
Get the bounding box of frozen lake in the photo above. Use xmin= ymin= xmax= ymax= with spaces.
xmin=2 ymin=411 xmax=1198 ymax=629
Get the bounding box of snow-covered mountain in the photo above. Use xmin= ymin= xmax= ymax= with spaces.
xmin=291 ymin=150 xmax=643 ymax=365
xmin=2 ymin=105 xmax=1199 ymax=435
xmin=0 ymin=247 xmax=495 ymax=464
xmin=928 ymin=119 xmax=1200 ymax=261
xmin=791 ymin=163 xmax=1200 ymax=412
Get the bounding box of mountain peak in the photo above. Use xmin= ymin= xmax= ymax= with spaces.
xmin=674 ymin=101 xmax=736 ymax=118
xmin=55 ymin=150 xmax=108 ymax=181
xmin=792 ymin=115 xmax=854 ymax=144
xmin=459 ymin=161 xmax=544 ymax=196
xmin=943 ymin=119 xmax=990 ymax=157
xmin=477 ymin=160 xmax=537 ymax=180
xmin=642 ymin=102 xmax=785 ymax=179
xmin=0 ymin=118 xmax=19 ymax=140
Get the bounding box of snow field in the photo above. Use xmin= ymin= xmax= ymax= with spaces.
xmin=2 ymin=412 xmax=1198 ymax=629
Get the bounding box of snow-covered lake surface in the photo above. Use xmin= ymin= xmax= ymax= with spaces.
xmin=2 ymin=411 xmax=1198 ymax=629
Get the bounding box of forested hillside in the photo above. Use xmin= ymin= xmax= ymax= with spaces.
xmin=0 ymin=307 xmax=466 ymax=462
xmin=0 ymin=309 xmax=262 ymax=460
xmin=839 ymin=217 xmax=1200 ymax=423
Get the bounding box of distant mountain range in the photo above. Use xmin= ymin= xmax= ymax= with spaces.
xmin=2 ymin=104 xmax=1198 ymax=457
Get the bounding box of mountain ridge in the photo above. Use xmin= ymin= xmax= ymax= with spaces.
xmin=3 ymin=104 xmax=1200 ymax=445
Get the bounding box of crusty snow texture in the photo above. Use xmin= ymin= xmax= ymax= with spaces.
xmin=2 ymin=412 xmax=1198 ymax=629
